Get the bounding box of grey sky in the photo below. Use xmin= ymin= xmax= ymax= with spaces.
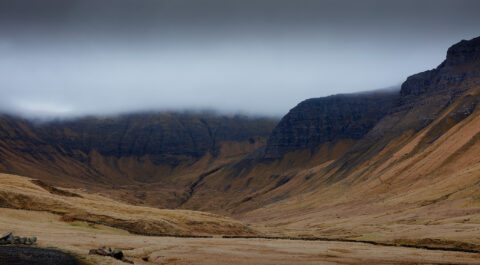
xmin=1 ymin=0 xmax=479 ymax=117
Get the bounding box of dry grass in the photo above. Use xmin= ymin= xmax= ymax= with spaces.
xmin=2 ymin=207 xmax=480 ymax=265
xmin=234 ymin=86 xmax=480 ymax=250
xmin=0 ymin=173 xmax=255 ymax=237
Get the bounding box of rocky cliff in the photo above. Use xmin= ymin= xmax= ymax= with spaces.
xmin=400 ymin=36 xmax=480 ymax=103
xmin=265 ymin=36 xmax=480 ymax=160
xmin=29 ymin=112 xmax=276 ymax=164
xmin=0 ymin=112 xmax=277 ymax=207
xmin=264 ymin=90 xmax=399 ymax=158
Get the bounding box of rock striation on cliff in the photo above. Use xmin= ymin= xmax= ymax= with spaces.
xmin=264 ymin=90 xmax=399 ymax=158
xmin=265 ymin=36 xmax=480 ymax=159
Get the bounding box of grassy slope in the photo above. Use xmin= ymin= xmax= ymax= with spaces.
xmin=0 ymin=173 xmax=255 ymax=237
xmin=2 ymin=208 xmax=480 ymax=265
xmin=237 ymin=85 xmax=480 ymax=249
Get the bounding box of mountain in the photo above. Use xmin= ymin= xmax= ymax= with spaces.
xmin=0 ymin=112 xmax=277 ymax=207
xmin=1 ymin=36 xmax=480 ymax=250
xmin=264 ymin=89 xmax=399 ymax=158
xmin=152 ymin=36 xmax=480 ymax=250
xmin=224 ymin=36 xmax=480 ymax=247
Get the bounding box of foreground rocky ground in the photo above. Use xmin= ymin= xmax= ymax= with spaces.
xmin=2 ymin=208 xmax=480 ymax=265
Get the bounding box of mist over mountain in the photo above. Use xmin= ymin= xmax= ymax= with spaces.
xmin=1 ymin=0 xmax=480 ymax=117
xmin=3 ymin=1 xmax=480 ymax=264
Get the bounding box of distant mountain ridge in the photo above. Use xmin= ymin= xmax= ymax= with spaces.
xmin=0 ymin=112 xmax=277 ymax=207
xmin=26 ymin=112 xmax=276 ymax=164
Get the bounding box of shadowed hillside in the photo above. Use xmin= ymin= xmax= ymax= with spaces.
xmin=0 ymin=112 xmax=277 ymax=207
xmin=1 ymin=36 xmax=480 ymax=252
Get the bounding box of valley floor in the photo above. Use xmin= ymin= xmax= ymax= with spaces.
xmin=2 ymin=208 xmax=480 ymax=265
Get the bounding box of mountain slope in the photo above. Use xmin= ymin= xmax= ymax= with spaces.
xmin=224 ymin=36 xmax=480 ymax=248
xmin=0 ymin=36 xmax=480 ymax=251
xmin=0 ymin=173 xmax=255 ymax=236
xmin=0 ymin=112 xmax=277 ymax=207
xmin=265 ymin=89 xmax=399 ymax=158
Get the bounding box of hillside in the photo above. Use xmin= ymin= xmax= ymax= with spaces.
xmin=0 ymin=112 xmax=277 ymax=207
xmin=0 ymin=173 xmax=254 ymax=236
xmin=0 ymin=36 xmax=480 ymax=252
xmin=148 ymin=36 xmax=480 ymax=251
xmin=224 ymin=36 xmax=480 ymax=248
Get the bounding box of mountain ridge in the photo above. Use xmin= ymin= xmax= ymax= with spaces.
xmin=0 ymin=37 xmax=479 ymax=251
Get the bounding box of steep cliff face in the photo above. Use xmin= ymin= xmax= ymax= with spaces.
xmin=30 ymin=113 xmax=276 ymax=164
xmin=264 ymin=90 xmax=399 ymax=158
xmin=264 ymin=37 xmax=480 ymax=160
xmin=0 ymin=112 xmax=277 ymax=207
xmin=400 ymin=36 xmax=480 ymax=101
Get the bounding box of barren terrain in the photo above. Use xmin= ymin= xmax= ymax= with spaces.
xmin=3 ymin=208 xmax=480 ymax=265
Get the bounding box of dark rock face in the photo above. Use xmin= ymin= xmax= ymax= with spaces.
xmin=89 ymin=246 xmax=132 ymax=263
xmin=446 ymin=37 xmax=480 ymax=67
xmin=264 ymin=36 xmax=480 ymax=159
xmin=400 ymin=36 xmax=480 ymax=100
xmin=264 ymin=90 xmax=399 ymax=158
xmin=0 ymin=112 xmax=277 ymax=166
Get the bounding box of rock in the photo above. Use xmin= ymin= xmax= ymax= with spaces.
xmin=0 ymin=232 xmax=37 ymax=245
xmin=265 ymin=36 xmax=480 ymax=160
xmin=89 ymin=246 xmax=127 ymax=262
xmin=264 ymin=90 xmax=398 ymax=158
xmin=111 ymin=248 xmax=123 ymax=260
xmin=89 ymin=248 xmax=108 ymax=256
xmin=0 ymin=232 xmax=13 ymax=244
xmin=0 ymin=232 xmax=13 ymax=240
xmin=401 ymin=36 xmax=480 ymax=100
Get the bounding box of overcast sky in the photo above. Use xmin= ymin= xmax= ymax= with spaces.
xmin=1 ymin=0 xmax=479 ymax=117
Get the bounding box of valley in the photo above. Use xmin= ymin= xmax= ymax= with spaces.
xmin=1 ymin=36 xmax=480 ymax=264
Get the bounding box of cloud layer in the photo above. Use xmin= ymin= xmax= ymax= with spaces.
xmin=1 ymin=0 xmax=479 ymax=117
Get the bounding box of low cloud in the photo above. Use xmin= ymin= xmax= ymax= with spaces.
xmin=1 ymin=0 xmax=479 ymax=118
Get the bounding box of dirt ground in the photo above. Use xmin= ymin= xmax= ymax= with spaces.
xmin=1 ymin=208 xmax=480 ymax=265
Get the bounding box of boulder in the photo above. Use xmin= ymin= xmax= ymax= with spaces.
xmin=0 ymin=232 xmax=13 ymax=244
xmin=0 ymin=231 xmax=13 ymax=240
xmin=0 ymin=232 xmax=37 ymax=245
xmin=89 ymin=246 xmax=133 ymax=263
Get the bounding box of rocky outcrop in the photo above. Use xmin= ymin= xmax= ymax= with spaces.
xmin=264 ymin=90 xmax=399 ymax=158
xmin=324 ymin=36 xmax=480 ymax=183
xmin=400 ymin=36 xmax=480 ymax=100
xmin=89 ymin=246 xmax=133 ymax=263
xmin=0 ymin=231 xmax=37 ymax=245
xmin=265 ymin=36 xmax=480 ymax=159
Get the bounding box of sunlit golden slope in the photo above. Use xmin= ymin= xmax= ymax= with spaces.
xmin=237 ymin=84 xmax=480 ymax=249
xmin=0 ymin=173 xmax=255 ymax=236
